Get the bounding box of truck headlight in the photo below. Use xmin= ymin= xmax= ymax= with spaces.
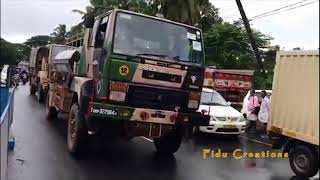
xmin=109 ymin=82 xmax=128 ymax=102
xmin=188 ymin=92 xmax=200 ymax=109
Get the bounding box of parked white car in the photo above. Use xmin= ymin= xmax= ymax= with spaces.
xmin=240 ymin=90 xmax=272 ymax=118
xmin=198 ymin=88 xmax=246 ymax=135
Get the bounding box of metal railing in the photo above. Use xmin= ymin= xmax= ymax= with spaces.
xmin=0 ymin=87 xmax=15 ymax=180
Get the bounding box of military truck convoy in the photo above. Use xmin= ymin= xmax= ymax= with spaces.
xmin=29 ymin=44 xmax=76 ymax=102
xmin=29 ymin=9 xmax=209 ymax=155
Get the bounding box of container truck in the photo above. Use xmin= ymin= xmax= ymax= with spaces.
xmin=268 ymin=50 xmax=319 ymax=177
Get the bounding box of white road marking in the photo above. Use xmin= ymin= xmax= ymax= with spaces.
xmin=140 ymin=136 xmax=154 ymax=142
xmin=238 ymin=135 xmax=273 ymax=147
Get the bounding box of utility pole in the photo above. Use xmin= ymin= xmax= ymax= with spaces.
xmin=235 ymin=0 xmax=264 ymax=72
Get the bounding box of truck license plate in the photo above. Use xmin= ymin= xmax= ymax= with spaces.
xmin=223 ymin=125 xmax=236 ymax=129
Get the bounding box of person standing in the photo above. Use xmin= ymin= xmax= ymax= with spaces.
xmin=247 ymin=89 xmax=260 ymax=132
xmin=258 ymin=90 xmax=270 ymax=133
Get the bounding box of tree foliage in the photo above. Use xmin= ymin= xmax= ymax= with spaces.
xmin=71 ymin=0 xmax=221 ymax=30
xmin=24 ymin=35 xmax=52 ymax=47
xmin=0 ymin=38 xmax=17 ymax=65
xmin=51 ymin=24 xmax=68 ymax=44
xmin=0 ymin=38 xmax=31 ymax=65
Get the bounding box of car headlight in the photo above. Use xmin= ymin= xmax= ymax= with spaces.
xmin=239 ymin=117 xmax=245 ymax=122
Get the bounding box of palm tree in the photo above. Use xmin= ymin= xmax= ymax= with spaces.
xmin=72 ymin=5 xmax=95 ymax=22
xmin=161 ymin=0 xmax=208 ymax=26
xmin=51 ymin=24 xmax=67 ymax=44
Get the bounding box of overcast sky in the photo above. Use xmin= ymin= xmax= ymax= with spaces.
xmin=1 ymin=0 xmax=319 ymax=49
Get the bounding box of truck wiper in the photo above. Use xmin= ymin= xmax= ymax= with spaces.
xmin=136 ymin=53 xmax=181 ymax=63
xmin=136 ymin=53 xmax=169 ymax=59
xmin=135 ymin=53 xmax=196 ymax=67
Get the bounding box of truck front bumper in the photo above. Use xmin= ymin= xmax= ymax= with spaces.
xmin=87 ymin=102 xmax=210 ymax=126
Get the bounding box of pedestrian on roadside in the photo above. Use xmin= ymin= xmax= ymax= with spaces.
xmin=258 ymin=90 xmax=270 ymax=134
xmin=247 ymin=89 xmax=260 ymax=132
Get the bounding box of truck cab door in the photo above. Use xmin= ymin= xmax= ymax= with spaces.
xmin=87 ymin=15 xmax=110 ymax=79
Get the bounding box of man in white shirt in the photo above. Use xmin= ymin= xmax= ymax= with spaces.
xmin=257 ymin=90 xmax=270 ymax=133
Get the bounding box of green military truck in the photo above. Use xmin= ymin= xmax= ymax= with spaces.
xmin=46 ymin=9 xmax=209 ymax=156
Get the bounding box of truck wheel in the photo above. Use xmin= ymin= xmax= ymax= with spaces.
xmin=30 ymin=85 xmax=36 ymax=95
xmin=289 ymin=145 xmax=319 ymax=177
xmin=67 ymin=103 xmax=87 ymax=156
xmin=154 ymin=126 xmax=182 ymax=154
xmin=37 ymin=85 xmax=44 ymax=102
xmin=46 ymin=95 xmax=57 ymax=120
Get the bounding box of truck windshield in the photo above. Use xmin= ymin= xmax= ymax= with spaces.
xmin=113 ymin=12 xmax=204 ymax=64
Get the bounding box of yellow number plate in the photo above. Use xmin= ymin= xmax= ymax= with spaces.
xmin=223 ymin=125 xmax=236 ymax=129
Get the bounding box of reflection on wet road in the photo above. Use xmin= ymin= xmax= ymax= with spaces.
xmin=8 ymin=85 xmax=319 ymax=180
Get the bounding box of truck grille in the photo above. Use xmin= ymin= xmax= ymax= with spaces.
xmin=127 ymin=85 xmax=188 ymax=111
xmin=142 ymin=70 xmax=182 ymax=83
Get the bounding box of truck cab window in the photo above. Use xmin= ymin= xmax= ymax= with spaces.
xmin=95 ymin=16 xmax=108 ymax=47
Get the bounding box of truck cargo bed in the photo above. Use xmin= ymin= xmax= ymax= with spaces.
xmin=268 ymin=50 xmax=319 ymax=146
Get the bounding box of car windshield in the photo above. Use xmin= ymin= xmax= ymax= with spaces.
xmin=201 ymin=91 xmax=228 ymax=106
xmin=113 ymin=12 xmax=204 ymax=64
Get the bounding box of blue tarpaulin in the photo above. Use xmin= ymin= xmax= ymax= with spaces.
xmin=0 ymin=87 xmax=9 ymax=115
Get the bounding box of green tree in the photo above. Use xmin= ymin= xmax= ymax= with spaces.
xmin=51 ymin=24 xmax=68 ymax=44
xmin=68 ymin=24 xmax=85 ymax=37
xmin=0 ymin=38 xmax=28 ymax=65
xmin=13 ymin=43 xmax=31 ymax=62
xmin=24 ymin=35 xmax=52 ymax=47
xmin=161 ymin=0 xmax=221 ymax=28
xmin=197 ymin=0 xmax=222 ymax=32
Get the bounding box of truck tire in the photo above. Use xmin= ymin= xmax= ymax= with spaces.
xmin=46 ymin=95 xmax=57 ymax=120
xmin=37 ymin=85 xmax=45 ymax=102
xmin=30 ymin=85 xmax=36 ymax=95
xmin=154 ymin=126 xmax=182 ymax=154
xmin=67 ymin=103 xmax=88 ymax=156
xmin=289 ymin=145 xmax=319 ymax=177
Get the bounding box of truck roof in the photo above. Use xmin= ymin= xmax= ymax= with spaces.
xmin=104 ymin=9 xmax=203 ymax=32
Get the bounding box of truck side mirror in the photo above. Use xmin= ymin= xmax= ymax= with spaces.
xmin=84 ymin=14 xmax=94 ymax=28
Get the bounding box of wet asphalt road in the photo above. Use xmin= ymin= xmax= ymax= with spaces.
xmin=7 ymin=85 xmax=319 ymax=180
